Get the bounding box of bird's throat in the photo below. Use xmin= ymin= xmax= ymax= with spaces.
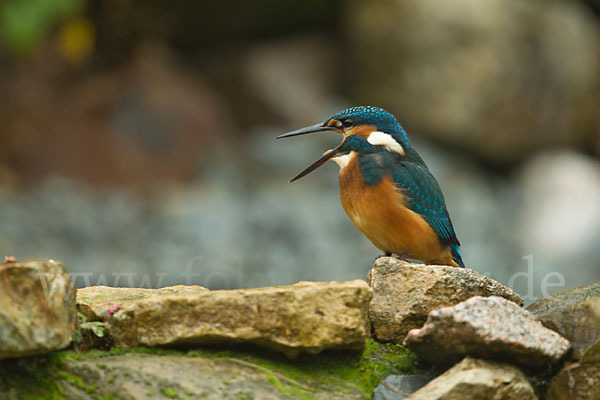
xmin=331 ymin=151 xmax=355 ymax=169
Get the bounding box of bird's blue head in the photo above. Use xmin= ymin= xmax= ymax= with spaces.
xmin=327 ymin=106 xmax=410 ymax=148
xmin=277 ymin=106 xmax=410 ymax=182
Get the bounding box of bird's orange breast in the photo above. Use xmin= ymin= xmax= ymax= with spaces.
xmin=338 ymin=154 xmax=451 ymax=264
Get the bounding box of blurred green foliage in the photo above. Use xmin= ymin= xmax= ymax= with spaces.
xmin=0 ymin=0 xmax=81 ymax=55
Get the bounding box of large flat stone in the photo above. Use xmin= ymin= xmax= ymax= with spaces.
xmin=367 ymin=258 xmax=523 ymax=343
xmin=406 ymin=357 xmax=537 ymax=400
xmin=58 ymin=353 xmax=364 ymax=400
xmin=0 ymin=260 xmax=76 ymax=359
xmin=77 ymin=280 xmax=372 ymax=357
xmin=404 ymin=296 xmax=570 ymax=368
xmin=1 ymin=339 xmax=416 ymax=399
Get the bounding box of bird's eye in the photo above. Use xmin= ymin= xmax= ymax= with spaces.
xmin=334 ymin=120 xmax=343 ymax=129
xmin=343 ymin=119 xmax=354 ymax=128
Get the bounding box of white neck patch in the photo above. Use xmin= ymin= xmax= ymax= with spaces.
xmin=331 ymin=152 xmax=354 ymax=169
xmin=367 ymin=131 xmax=405 ymax=155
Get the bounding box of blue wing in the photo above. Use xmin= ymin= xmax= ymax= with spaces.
xmin=393 ymin=160 xmax=460 ymax=248
xmin=357 ymin=148 xmax=465 ymax=267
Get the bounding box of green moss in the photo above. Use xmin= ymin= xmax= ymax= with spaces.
xmin=186 ymin=339 xmax=416 ymax=396
xmin=265 ymin=373 xmax=315 ymax=400
xmin=49 ymin=346 xmax=180 ymax=364
xmin=98 ymin=395 xmax=121 ymax=400
xmin=0 ymin=348 xmax=155 ymax=399
xmin=0 ymin=356 xmax=67 ymax=399
xmin=57 ymin=370 xmax=96 ymax=394
xmin=161 ymin=387 xmax=179 ymax=398
xmin=1 ymin=340 xmax=416 ymax=399
xmin=357 ymin=339 xmax=416 ymax=392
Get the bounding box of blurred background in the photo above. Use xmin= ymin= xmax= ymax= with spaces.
xmin=1 ymin=0 xmax=599 ymax=302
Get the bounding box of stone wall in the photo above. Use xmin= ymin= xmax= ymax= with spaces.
xmin=3 ymin=258 xmax=598 ymax=399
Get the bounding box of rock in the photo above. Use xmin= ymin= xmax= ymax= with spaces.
xmin=527 ymin=282 xmax=600 ymax=362
xmin=581 ymin=339 xmax=600 ymax=364
xmin=373 ymin=373 xmax=434 ymax=400
xmin=77 ymin=280 xmax=372 ymax=357
xmin=346 ymin=0 xmax=600 ymax=167
xmin=6 ymin=352 xmax=364 ymax=400
xmin=0 ymin=260 xmax=76 ymax=359
xmin=367 ymin=258 xmax=523 ymax=343
xmin=60 ymin=353 xmax=362 ymax=400
xmin=404 ymin=296 xmax=570 ymax=368
xmin=528 ymin=296 xmax=600 ymax=361
xmin=406 ymin=357 xmax=537 ymax=400
xmin=77 ymin=285 xmax=210 ymax=321
xmin=547 ymin=362 xmax=600 ymax=400
xmin=527 ymin=281 xmax=600 ymax=323
xmin=0 ymin=340 xmax=416 ymax=399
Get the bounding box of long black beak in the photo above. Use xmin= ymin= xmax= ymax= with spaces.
xmin=289 ymin=141 xmax=345 ymax=182
xmin=276 ymin=123 xmax=337 ymax=139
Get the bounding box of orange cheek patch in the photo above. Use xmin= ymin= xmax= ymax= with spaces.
xmin=347 ymin=125 xmax=378 ymax=139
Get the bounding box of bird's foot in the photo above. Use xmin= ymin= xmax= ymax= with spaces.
xmin=373 ymin=253 xmax=393 ymax=263
xmin=395 ymin=251 xmax=410 ymax=261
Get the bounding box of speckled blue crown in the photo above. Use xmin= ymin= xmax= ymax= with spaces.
xmin=328 ymin=106 xmax=410 ymax=148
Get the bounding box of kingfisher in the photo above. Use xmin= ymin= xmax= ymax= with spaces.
xmin=277 ymin=106 xmax=465 ymax=268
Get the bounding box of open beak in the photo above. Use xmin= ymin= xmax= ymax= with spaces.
xmin=277 ymin=122 xmax=345 ymax=182
xmin=276 ymin=123 xmax=338 ymax=139
xmin=289 ymin=140 xmax=346 ymax=182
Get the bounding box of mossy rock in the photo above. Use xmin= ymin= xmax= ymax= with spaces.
xmin=0 ymin=340 xmax=417 ymax=399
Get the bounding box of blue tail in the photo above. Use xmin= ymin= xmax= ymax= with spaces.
xmin=450 ymin=244 xmax=465 ymax=268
